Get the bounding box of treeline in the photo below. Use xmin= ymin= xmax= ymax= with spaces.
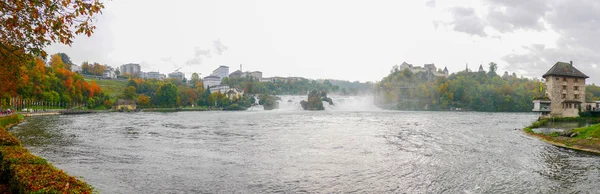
xmin=0 ymin=52 xmax=109 ymax=109
xmin=375 ymin=63 xmax=553 ymax=112
xmin=120 ymin=74 xmax=253 ymax=110
xmin=221 ymin=76 xmax=373 ymax=95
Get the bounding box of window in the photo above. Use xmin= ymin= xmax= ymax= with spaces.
xmin=575 ymin=78 xmax=579 ymax=83
xmin=563 ymin=85 xmax=567 ymax=90
xmin=556 ymin=77 xmax=559 ymax=80
xmin=574 ymin=86 xmax=579 ymax=90
xmin=575 ymin=94 xmax=579 ymax=99
xmin=562 ymin=94 xmax=566 ymax=99
xmin=563 ymin=77 xmax=567 ymax=81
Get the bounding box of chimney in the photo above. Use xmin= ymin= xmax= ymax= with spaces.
xmin=570 ymin=61 xmax=573 ymax=65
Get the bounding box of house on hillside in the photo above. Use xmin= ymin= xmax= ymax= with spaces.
xmin=226 ymin=88 xmax=244 ymax=100
xmin=533 ymin=61 xmax=588 ymax=118
xmin=103 ymin=68 xmax=117 ymax=79
xmin=114 ymin=99 xmax=136 ymax=112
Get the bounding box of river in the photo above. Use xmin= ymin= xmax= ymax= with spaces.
xmin=8 ymin=96 xmax=600 ymax=193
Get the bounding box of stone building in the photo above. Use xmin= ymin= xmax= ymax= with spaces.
xmin=114 ymin=99 xmax=136 ymax=112
xmin=533 ymin=61 xmax=588 ymax=118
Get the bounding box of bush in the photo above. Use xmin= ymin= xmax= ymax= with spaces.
xmin=0 ymin=146 xmax=47 ymax=182
xmin=0 ymin=129 xmax=21 ymax=146
xmin=523 ymin=119 xmax=548 ymax=134
xmin=9 ymin=164 xmax=93 ymax=194
xmin=0 ymin=115 xmax=94 ymax=193
xmin=223 ymin=104 xmax=247 ymax=111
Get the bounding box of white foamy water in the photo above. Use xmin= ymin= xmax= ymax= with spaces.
xmin=254 ymin=95 xmax=381 ymax=111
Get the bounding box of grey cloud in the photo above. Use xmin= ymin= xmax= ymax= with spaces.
xmin=426 ymin=0 xmax=436 ymax=8
xmin=184 ymin=39 xmax=228 ymax=66
xmin=185 ymin=47 xmax=212 ymax=66
xmin=441 ymin=0 xmax=600 ymax=83
xmin=213 ymin=39 xmax=228 ymax=55
xmin=485 ymin=0 xmax=550 ymax=32
xmin=449 ymin=7 xmax=487 ymax=37
xmin=502 ymin=44 xmax=600 ymax=84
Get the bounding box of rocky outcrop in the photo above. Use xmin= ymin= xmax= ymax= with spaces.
xmin=300 ymin=90 xmax=333 ymax=110
xmin=259 ymin=94 xmax=279 ymax=110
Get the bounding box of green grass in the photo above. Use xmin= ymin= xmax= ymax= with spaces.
xmin=89 ymin=78 xmax=127 ymax=98
xmin=571 ymin=124 xmax=600 ymax=139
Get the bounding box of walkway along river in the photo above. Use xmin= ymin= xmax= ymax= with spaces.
xmin=8 ymin=110 xmax=600 ymax=193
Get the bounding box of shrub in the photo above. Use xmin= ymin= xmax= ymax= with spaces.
xmin=0 ymin=129 xmax=21 ymax=146
xmin=9 ymin=164 xmax=93 ymax=194
xmin=0 ymin=114 xmax=94 ymax=193
xmin=524 ymin=127 xmax=534 ymax=134
xmin=0 ymin=146 xmax=47 ymax=182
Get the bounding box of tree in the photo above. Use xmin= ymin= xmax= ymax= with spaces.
xmin=121 ymin=86 xmax=137 ymax=100
xmin=0 ymin=0 xmax=105 ymax=59
xmin=50 ymin=54 xmax=65 ymax=69
xmin=81 ymin=62 xmax=90 ymax=74
xmin=57 ymin=53 xmax=74 ymax=70
xmin=488 ymin=62 xmax=498 ymax=77
xmin=190 ymin=73 xmax=200 ymax=88
xmin=138 ymin=95 xmax=151 ymax=107
xmin=157 ymin=83 xmax=178 ymax=107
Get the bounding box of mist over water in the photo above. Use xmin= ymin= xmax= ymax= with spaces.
xmin=8 ymin=108 xmax=600 ymax=193
xmin=251 ymin=95 xmax=381 ymax=111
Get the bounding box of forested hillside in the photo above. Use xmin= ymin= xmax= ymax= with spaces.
xmin=375 ymin=63 xmax=598 ymax=112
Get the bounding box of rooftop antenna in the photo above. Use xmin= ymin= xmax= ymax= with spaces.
xmin=240 ymin=64 xmax=242 ymax=71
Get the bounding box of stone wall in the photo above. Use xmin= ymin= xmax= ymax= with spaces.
xmin=546 ymin=75 xmax=586 ymax=117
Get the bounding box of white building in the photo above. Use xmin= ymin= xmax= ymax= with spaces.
xmin=260 ymin=77 xmax=273 ymax=82
xmin=203 ymin=75 xmax=221 ymax=89
xmin=168 ymin=71 xmax=185 ymax=81
xmin=71 ymin=64 xmax=82 ymax=73
xmin=250 ymin=71 xmax=262 ymax=79
xmin=120 ymin=63 xmax=141 ymax=76
xmin=145 ymin=71 xmax=162 ymax=79
xmin=226 ymin=88 xmax=244 ymax=100
xmin=211 ymin=66 xmax=229 ymax=79
xmin=103 ymin=69 xmax=117 ymax=79
xmin=209 ymin=85 xmax=230 ymax=94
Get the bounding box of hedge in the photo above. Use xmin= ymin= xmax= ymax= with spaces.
xmin=0 ymin=114 xmax=94 ymax=193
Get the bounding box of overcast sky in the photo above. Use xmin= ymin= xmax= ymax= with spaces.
xmin=46 ymin=0 xmax=600 ymax=84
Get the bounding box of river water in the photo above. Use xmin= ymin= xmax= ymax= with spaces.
xmin=8 ymin=97 xmax=600 ymax=193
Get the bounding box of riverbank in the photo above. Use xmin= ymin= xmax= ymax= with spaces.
xmin=523 ymin=117 xmax=600 ymax=155
xmin=0 ymin=114 xmax=94 ymax=193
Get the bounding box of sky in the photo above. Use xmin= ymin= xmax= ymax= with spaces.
xmin=46 ymin=0 xmax=600 ymax=84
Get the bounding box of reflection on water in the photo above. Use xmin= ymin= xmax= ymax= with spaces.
xmin=8 ymin=110 xmax=600 ymax=193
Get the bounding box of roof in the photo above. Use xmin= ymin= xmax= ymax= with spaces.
xmin=542 ymin=61 xmax=588 ymax=78
xmin=203 ymin=75 xmax=220 ymax=79
xmin=561 ymin=100 xmax=583 ymax=103
xmin=116 ymin=99 xmax=136 ymax=105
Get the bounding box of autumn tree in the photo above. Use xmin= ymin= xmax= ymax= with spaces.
xmin=190 ymin=73 xmax=200 ymax=88
xmin=138 ymin=95 xmax=151 ymax=107
xmin=121 ymin=86 xmax=138 ymax=100
xmin=50 ymin=54 xmax=65 ymax=69
xmin=0 ymin=0 xmax=104 ymax=59
xmin=81 ymin=62 xmax=90 ymax=74
xmin=57 ymin=53 xmax=74 ymax=70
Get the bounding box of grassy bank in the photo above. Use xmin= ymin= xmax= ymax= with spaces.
xmin=91 ymin=78 xmax=127 ymax=99
xmin=0 ymin=115 xmax=94 ymax=193
xmin=523 ymin=117 xmax=600 ymax=154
